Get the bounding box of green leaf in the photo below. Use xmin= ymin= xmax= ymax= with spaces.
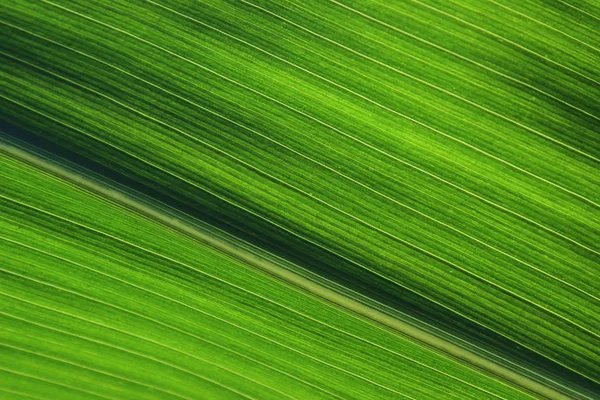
xmin=1 ymin=0 xmax=598 ymax=399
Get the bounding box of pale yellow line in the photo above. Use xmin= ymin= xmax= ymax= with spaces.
xmin=0 ymin=139 xmax=572 ymax=400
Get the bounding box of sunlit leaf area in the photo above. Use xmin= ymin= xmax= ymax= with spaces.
xmin=1 ymin=0 xmax=599 ymax=399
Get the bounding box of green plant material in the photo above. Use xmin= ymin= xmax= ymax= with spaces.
xmin=0 ymin=142 xmax=546 ymax=400
xmin=1 ymin=0 xmax=599 ymax=398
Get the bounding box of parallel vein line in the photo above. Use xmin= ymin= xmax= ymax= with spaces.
xmin=4 ymin=21 xmax=593 ymax=282
xmin=0 ymin=209 xmax=515 ymax=400
xmin=238 ymin=0 xmax=600 ymax=164
xmin=3 ymin=53 xmax=596 ymax=338
xmin=0 ymin=339 xmax=191 ymax=400
xmin=371 ymin=0 xmax=600 ymax=87
xmin=3 ymin=22 xmax=594 ymax=301
xmin=0 ymin=99 xmax=592 ymax=388
xmin=0 ymin=365 xmax=114 ymax=400
xmin=485 ymin=0 xmax=600 ymax=52
xmin=17 ymin=3 xmax=600 ymax=256
xmin=326 ymin=0 xmax=600 ymax=129
xmin=1 ymin=274 xmax=295 ymax=400
xmin=165 ymin=0 xmax=600 ymax=210
xmin=0 ymin=387 xmax=46 ymax=400
xmin=0 ymin=267 xmax=413 ymax=399
xmin=557 ymin=0 xmax=600 ymax=22
xmin=0 ymin=224 xmax=353 ymax=400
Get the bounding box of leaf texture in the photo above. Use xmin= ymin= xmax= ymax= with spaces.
xmin=1 ymin=0 xmax=599 ymax=398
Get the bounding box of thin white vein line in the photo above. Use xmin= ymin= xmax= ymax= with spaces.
xmin=16 ymin=4 xmax=600 ymax=256
xmin=30 ymin=1 xmax=600 ymax=248
xmin=236 ymin=0 xmax=600 ymax=164
xmin=3 ymin=24 xmax=592 ymax=281
xmin=0 ymin=175 xmax=471 ymax=400
xmin=0 ymin=189 xmax=568 ymax=400
xmin=0 ymin=224 xmax=464 ymax=400
xmin=274 ymin=0 xmax=564 ymax=126
xmin=0 ymin=365 xmax=114 ymax=400
xmin=0 ymin=248 xmax=578 ymax=400
xmin=0 ymin=274 xmax=298 ymax=400
xmin=325 ymin=0 xmax=600 ymax=126
xmin=1 ymin=315 xmax=298 ymax=400
xmin=0 ymin=313 xmax=341 ymax=400
xmin=0 ymin=98 xmax=593 ymax=390
xmin=0 ymin=170 xmax=581 ymax=400
xmin=0 ymin=195 xmax=491 ymax=400
xmin=2 ymin=96 xmax=596 ymax=393
xmin=485 ymin=0 xmax=600 ymax=53
xmin=557 ymin=0 xmax=600 ymax=22
xmin=0 ymin=295 xmax=254 ymax=400
xmin=5 ymin=25 xmax=594 ymax=305
xmin=548 ymin=0 xmax=600 ymax=32
xmin=0 ymin=267 xmax=305 ymax=400
xmin=279 ymin=0 xmax=599 ymax=138
xmin=3 ymin=234 xmax=407 ymax=400
xmin=0 ymin=305 xmax=311 ymax=400
xmin=371 ymin=0 xmax=600 ymax=87
xmin=75 ymin=16 xmax=600 ymax=278
xmin=14 ymin=201 xmax=588 ymax=400
xmin=222 ymin=0 xmax=582 ymax=145
xmin=160 ymin=1 xmax=600 ymax=211
xmin=2 ymin=82 xmax=597 ymax=349
xmin=0 ymin=387 xmax=46 ymax=400
xmin=0 ymin=95 xmax=444 ymax=329
xmin=0 ymin=232 xmax=347 ymax=400
xmin=0 ymin=281 xmax=353 ymax=400
xmin=270 ymin=0 xmax=600 ymax=129
xmin=2 ymin=137 xmax=591 ymax=396
xmin=4 ymin=52 xmax=596 ymax=338
xmin=0 ymin=339 xmax=191 ymax=400
xmin=0 ymin=268 xmax=415 ymax=400
xmin=5 ymin=229 xmax=419 ymax=400
xmin=0 ymin=208 xmax=513 ymax=400
xmin=152 ymin=3 xmax=600 ymax=232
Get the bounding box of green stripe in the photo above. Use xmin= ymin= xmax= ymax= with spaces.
xmin=1 ymin=0 xmax=598 ymax=398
